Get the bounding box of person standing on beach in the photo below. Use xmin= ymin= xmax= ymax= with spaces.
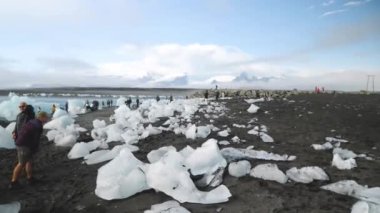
xmin=169 ymin=95 xmax=173 ymax=102
xmin=51 ymin=104 xmax=56 ymax=116
xmin=10 ymin=112 xmax=49 ymax=188
xmin=136 ymin=97 xmax=140 ymax=108
xmin=156 ymin=95 xmax=160 ymax=102
xmin=65 ymin=102 xmax=69 ymax=112
xmin=12 ymin=102 xmax=35 ymax=140
xmin=204 ymin=90 xmax=209 ymax=100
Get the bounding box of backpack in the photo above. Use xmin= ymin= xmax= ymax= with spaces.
xmin=26 ymin=105 xmax=36 ymax=119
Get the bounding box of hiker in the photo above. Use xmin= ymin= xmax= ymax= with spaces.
xmin=204 ymin=90 xmax=209 ymax=100
xmin=51 ymin=104 xmax=56 ymax=116
xmin=12 ymin=102 xmax=35 ymax=140
xmin=9 ymin=112 xmax=49 ymax=188
xmin=126 ymin=97 xmax=132 ymax=108
xmin=136 ymin=97 xmax=140 ymax=108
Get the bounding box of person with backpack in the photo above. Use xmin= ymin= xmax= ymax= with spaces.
xmin=12 ymin=102 xmax=35 ymax=140
xmin=10 ymin=111 xmax=49 ymax=188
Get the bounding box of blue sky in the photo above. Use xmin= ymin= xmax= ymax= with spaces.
xmin=0 ymin=0 xmax=379 ymax=90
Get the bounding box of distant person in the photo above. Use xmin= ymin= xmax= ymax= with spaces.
xmin=65 ymin=102 xmax=69 ymax=112
xmin=107 ymin=100 xmax=110 ymax=107
xmin=169 ymin=95 xmax=173 ymax=102
xmin=215 ymin=85 xmax=218 ymax=90
xmin=136 ymin=97 xmax=140 ymax=108
xmin=51 ymin=104 xmax=56 ymax=116
xmin=185 ymin=96 xmax=188 ymax=99
xmin=9 ymin=112 xmax=49 ymax=188
xmin=156 ymin=95 xmax=160 ymax=102
xmin=126 ymin=97 xmax=132 ymax=108
xmin=215 ymin=90 xmax=220 ymax=101
xmin=110 ymin=100 xmax=113 ymax=106
xmin=204 ymin=90 xmax=209 ymax=100
xmin=102 ymin=101 xmax=105 ymax=108
xmin=13 ymin=102 xmax=35 ymax=140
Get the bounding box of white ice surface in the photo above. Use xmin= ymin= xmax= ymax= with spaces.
xmin=217 ymin=130 xmax=229 ymax=137
xmin=145 ymin=150 xmax=231 ymax=204
xmin=332 ymin=154 xmax=357 ymax=170
xmin=147 ymin=146 xmax=177 ymax=163
xmin=0 ymin=126 xmax=15 ymax=149
xmin=286 ymin=166 xmax=329 ymax=183
xmin=247 ymin=104 xmax=260 ymax=113
xmin=68 ymin=140 xmax=101 ymax=159
xmin=311 ymin=142 xmax=334 ymax=150
xmin=221 ymin=147 xmax=296 ymax=162
xmin=0 ymin=202 xmax=21 ymax=213
xmin=245 ymin=98 xmax=264 ymax=104
xmin=228 ymin=160 xmax=251 ymax=178
xmin=250 ymin=163 xmax=288 ymax=184
xmin=85 ymin=144 xmax=138 ymax=165
xmin=95 ymin=148 xmax=149 ymax=200
xmin=144 ymin=200 xmax=191 ymax=213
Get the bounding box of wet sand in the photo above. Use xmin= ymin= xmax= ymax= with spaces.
xmin=1 ymin=93 xmax=379 ymax=212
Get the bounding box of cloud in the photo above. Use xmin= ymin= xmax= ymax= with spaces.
xmin=321 ymin=9 xmax=347 ymax=17
xmin=37 ymin=57 xmax=96 ymax=73
xmin=322 ymin=0 xmax=335 ymax=7
xmin=344 ymin=0 xmax=372 ymax=7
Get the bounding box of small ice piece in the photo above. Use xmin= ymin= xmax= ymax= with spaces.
xmin=196 ymin=126 xmax=211 ymax=138
xmin=259 ymin=132 xmax=274 ymax=143
xmin=145 ymin=124 xmax=162 ymax=136
xmin=145 ymin=150 xmax=231 ymax=204
xmin=233 ymin=124 xmax=246 ymax=128
xmin=221 ymin=147 xmax=296 ymax=162
xmin=68 ymin=140 xmax=101 ymax=159
xmin=286 ymin=166 xmax=329 ymax=183
xmin=311 ymin=142 xmax=333 ymax=150
xmin=185 ymin=139 xmax=227 ymax=176
xmin=250 ymin=163 xmax=288 ymax=184
xmin=0 ymin=202 xmax=21 ymax=213
xmin=332 ymin=154 xmax=357 ymax=170
xmin=195 ymin=167 xmax=225 ymax=188
xmin=231 ymin=136 xmax=240 ymax=143
xmin=247 ymin=104 xmax=260 ymax=113
xmin=350 ymin=201 xmax=380 ymax=213
xmin=144 ymin=200 xmax=191 ymax=213
xmin=85 ymin=144 xmax=138 ymax=165
xmin=95 ymin=148 xmax=149 ymax=200
xmin=228 ymin=160 xmax=251 ymax=178
xmin=333 ymin=148 xmax=357 ymax=159
xmin=325 ymin=137 xmax=348 ymax=143
xmin=147 ymin=146 xmax=177 ymax=163
xmin=218 ymin=140 xmax=230 ymax=146
xmin=217 ymin=130 xmax=229 ymax=137
xmin=247 ymin=129 xmax=259 ymax=136
xmin=245 ymin=98 xmax=264 ymax=104
xmin=321 ymin=180 xmax=380 ymax=205
xmin=185 ymin=124 xmax=197 ymax=140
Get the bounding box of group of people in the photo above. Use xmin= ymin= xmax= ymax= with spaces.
xmin=125 ymin=97 xmax=140 ymax=109
xmin=9 ymin=102 xmax=49 ymax=189
xmin=314 ymin=86 xmax=325 ymax=94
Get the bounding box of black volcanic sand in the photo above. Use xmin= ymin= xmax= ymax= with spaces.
xmin=1 ymin=94 xmax=379 ymax=213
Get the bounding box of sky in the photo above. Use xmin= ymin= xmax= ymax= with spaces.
xmin=0 ymin=0 xmax=379 ymax=91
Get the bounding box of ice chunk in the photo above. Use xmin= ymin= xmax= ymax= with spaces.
xmin=85 ymin=144 xmax=138 ymax=165
xmin=311 ymin=142 xmax=334 ymax=150
xmin=217 ymin=130 xmax=229 ymax=137
xmin=332 ymin=154 xmax=357 ymax=170
xmin=0 ymin=201 xmax=21 ymax=213
xmin=145 ymin=150 xmax=231 ymax=204
xmin=145 ymin=124 xmax=162 ymax=136
xmin=333 ymin=148 xmax=357 ymax=159
xmin=195 ymin=167 xmax=225 ymax=188
xmin=196 ymin=126 xmax=211 ymax=139
xmin=185 ymin=124 xmax=197 ymax=140
xmin=247 ymin=104 xmax=260 ymax=113
xmin=218 ymin=140 xmax=230 ymax=146
xmin=147 ymin=146 xmax=177 ymax=163
xmin=68 ymin=140 xmax=101 ymax=159
xmin=325 ymin=137 xmax=348 ymax=143
xmin=221 ymin=147 xmax=296 ymax=162
xmin=93 ymin=119 xmax=107 ymax=129
xmin=185 ymin=139 xmax=227 ymax=176
xmin=228 ymin=160 xmax=251 ymax=178
xmin=5 ymin=122 xmax=16 ymax=133
xmin=260 ymin=132 xmax=274 ymax=143
xmin=286 ymin=166 xmax=329 ymax=183
xmin=245 ymin=98 xmax=264 ymax=104
xmin=95 ymin=148 xmax=149 ymax=200
xmin=351 ymin=201 xmax=380 ymax=213
xmin=0 ymin=126 xmax=15 ymax=149
xmin=68 ymin=99 xmax=86 ymax=115
xmin=144 ymin=200 xmax=191 ymax=213
xmin=231 ymin=136 xmax=240 ymax=143
xmin=250 ymin=163 xmax=288 ymax=184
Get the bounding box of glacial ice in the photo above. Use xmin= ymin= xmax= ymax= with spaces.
xmin=0 ymin=202 xmax=21 ymax=213
xmin=144 ymin=200 xmax=191 ymax=213
xmin=311 ymin=142 xmax=334 ymax=150
xmin=145 ymin=150 xmax=231 ymax=204
xmin=325 ymin=137 xmax=348 ymax=143
xmin=333 ymin=147 xmax=357 ymax=159
xmin=247 ymin=104 xmax=260 ymax=113
xmin=196 ymin=126 xmax=211 ymax=139
xmin=245 ymin=98 xmax=264 ymax=104
xmin=0 ymin=126 xmax=15 ymax=149
xmin=147 ymin=146 xmax=177 ymax=163
xmin=250 ymin=163 xmax=288 ymax=184
xmin=67 ymin=99 xmax=86 ymax=115
xmin=85 ymin=144 xmax=138 ymax=165
xmin=228 ymin=160 xmax=251 ymax=178
xmin=351 ymin=201 xmax=380 ymax=213
xmin=185 ymin=139 xmax=227 ymax=176
xmin=332 ymin=153 xmax=357 ymax=170
xmin=217 ymin=130 xmax=229 ymax=137
xmin=95 ymin=148 xmax=149 ymax=200
xmin=185 ymin=124 xmax=197 ymax=140
xmin=67 ymin=140 xmax=101 ymax=159
xmin=285 ymin=166 xmax=329 ymax=183
xmin=221 ymin=147 xmax=296 ymax=162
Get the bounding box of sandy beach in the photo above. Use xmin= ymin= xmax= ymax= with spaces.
xmin=1 ymin=93 xmax=379 ymax=213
